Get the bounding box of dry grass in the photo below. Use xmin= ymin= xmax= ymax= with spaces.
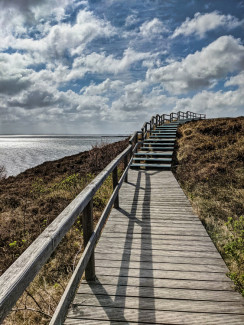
xmin=173 ymin=116 xmax=244 ymax=295
xmin=0 ymin=138 xmax=128 ymax=324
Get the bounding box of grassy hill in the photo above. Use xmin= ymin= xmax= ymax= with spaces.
xmin=173 ymin=116 xmax=244 ymax=296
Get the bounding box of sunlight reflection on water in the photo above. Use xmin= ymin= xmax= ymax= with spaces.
xmin=0 ymin=135 xmax=127 ymax=177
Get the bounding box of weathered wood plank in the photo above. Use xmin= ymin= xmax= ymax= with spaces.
xmin=82 ymin=275 xmax=234 ymax=291
xmin=96 ymin=241 xmax=218 ymax=253
xmin=94 ymin=252 xmax=227 ymax=267
xmin=65 ymin=306 xmax=244 ymax=324
xmin=95 ymin=246 xmax=222 ymax=259
xmin=98 ymin=234 xmax=215 ymax=246
xmin=95 ymin=254 xmax=227 ymax=271
xmin=105 ymin=220 xmax=204 ymax=230
xmin=98 ymin=232 xmax=214 ymax=243
xmin=106 ymin=215 xmax=202 ymax=223
xmin=102 ymin=226 xmax=208 ymax=237
xmin=97 ymin=237 xmax=218 ymax=248
xmin=73 ymin=293 xmax=244 ymax=314
xmin=94 ymin=259 xmax=227 ymax=273
xmin=94 ymin=266 xmax=231 ymax=281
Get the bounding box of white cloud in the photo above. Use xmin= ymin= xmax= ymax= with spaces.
xmin=81 ymin=79 xmax=124 ymax=95
xmin=7 ymin=10 xmax=116 ymax=61
xmin=139 ymin=18 xmax=168 ymax=38
xmin=0 ymin=52 xmax=35 ymax=94
xmin=125 ymin=14 xmax=139 ymax=27
xmin=0 ymin=0 xmax=72 ymax=48
xmin=225 ymin=72 xmax=244 ymax=88
xmin=173 ymin=88 xmax=244 ymax=117
xmin=172 ymin=11 xmax=243 ymax=39
xmin=147 ymin=36 xmax=244 ymax=94
xmin=68 ymin=48 xmax=152 ymax=80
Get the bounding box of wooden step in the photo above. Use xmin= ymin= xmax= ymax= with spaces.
xmin=133 ymin=158 xmax=172 ymax=162
xmin=156 ymin=125 xmax=178 ymax=130
xmin=144 ymin=139 xmax=175 ymax=142
xmin=143 ymin=143 xmax=175 ymax=147
xmin=140 ymin=146 xmax=174 ymax=150
xmin=135 ymin=152 xmax=173 ymax=156
xmin=130 ymin=163 xmax=171 ymax=169
xmin=152 ymin=130 xmax=177 ymax=135
xmin=150 ymin=135 xmax=177 ymax=138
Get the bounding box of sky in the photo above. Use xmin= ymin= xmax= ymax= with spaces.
xmin=0 ymin=0 xmax=244 ymax=135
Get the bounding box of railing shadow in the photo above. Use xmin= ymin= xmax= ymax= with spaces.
xmin=88 ymin=169 xmax=163 ymax=323
xmin=89 ymin=171 xmax=142 ymax=323
xmin=139 ymin=171 xmax=155 ymax=323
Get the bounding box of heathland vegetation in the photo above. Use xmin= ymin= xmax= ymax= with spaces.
xmin=173 ymin=116 xmax=244 ymax=297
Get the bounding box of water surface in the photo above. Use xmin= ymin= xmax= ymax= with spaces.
xmin=0 ymin=135 xmax=127 ymax=177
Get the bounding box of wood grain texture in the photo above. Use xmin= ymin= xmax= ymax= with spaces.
xmin=64 ymin=170 xmax=244 ymax=324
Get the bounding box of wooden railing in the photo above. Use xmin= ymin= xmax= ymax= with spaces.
xmin=0 ymin=110 xmax=205 ymax=324
xmin=0 ymin=141 xmax=138 ymax=323
xmin=141 ymin=110 xmax=206 ymax=140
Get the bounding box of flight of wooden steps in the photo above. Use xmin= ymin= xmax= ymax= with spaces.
xmin=131 ymin=119 xmax=193 ymax=170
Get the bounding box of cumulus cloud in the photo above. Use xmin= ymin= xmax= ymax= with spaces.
xmin=9 ymin=10 xmax=116 ymax=61
xmin=173 ymin=88 xmax=244 ymax=117
xmin=81 ymin=79 xmax=124 ymax=95
xmin=172 ymin=11 xmax=243 ymax=39
xmin=139 ymin=18 xmax=168 ymax=38
xmin=147 ymin=36 xmax=244 ymax=94
xmin=0 ymin=0 xmax=71 ymax=24
xmin=68 ymin=48 xmax=152 ymax=80
xmin=225 ymin=72 xmax=244 ymax=88
xmin=0 ymin=52 xmax=34 ymax=94
xmin=0 ymin=0 xmax=72 ymax=50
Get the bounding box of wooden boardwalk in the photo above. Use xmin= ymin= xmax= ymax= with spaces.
xmin=64 ymin=170 xmax=244 ymax=324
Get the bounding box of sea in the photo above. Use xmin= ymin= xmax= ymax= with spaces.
xmin=0 ymin=135 xmax=128 ymax=177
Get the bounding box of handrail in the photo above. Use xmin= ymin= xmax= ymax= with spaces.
xmin=140 ymin=110 xmax=206 ymax=140
xmin=0 ymin=143 xmax=134 ymax=323
xmin=50 ymin=144 xmax=138 ymax=324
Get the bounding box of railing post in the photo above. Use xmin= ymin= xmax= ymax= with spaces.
xmin=124 ymin=154 xmax=128 ymax=183
xmin=113 ymin=166 xmax=119 ymax=208
xmin=82 ymin=200 xmax=95 ymax=281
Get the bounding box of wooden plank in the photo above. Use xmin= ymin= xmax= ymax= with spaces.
xmin=94 ymin=259 xmax=227 ymax=273
xmin=106 ymin=219 xmax=203 ymax=228
xmin=98 ymin=233 xmax=215 ymax=245
xmin=65 ymin=306 xmax=244 ymax=324
xmin=97 ymin=236 xmax=217 ymax=248
xmin=102 ymin=226 xmax=208 ymax=237
xmin=94 ymin=252 xmax=227 ymax=267
xmin=94 ymin=266 xmax=231 ymax=282
xmin=96 ymin=241 xmax=218 ymax=253
xmin=105 ymin=215 xmax=201 ymax=223
xmin=72 ymin=293 xmax=244 ymax=314
xmin=99 ymin=231 xmax=213 ymax=242
xmin=82 ymin=275 xmax=234 ymax=291
xmin=78 ymin=282 xmax=244 ymax=302
xmin=96 ymin=240 xmax=217 ymax=253
xmin=107 ymin=215 xmax=202 ymax=223
xmin=95 ymin=246 xmax=222 ymax=259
